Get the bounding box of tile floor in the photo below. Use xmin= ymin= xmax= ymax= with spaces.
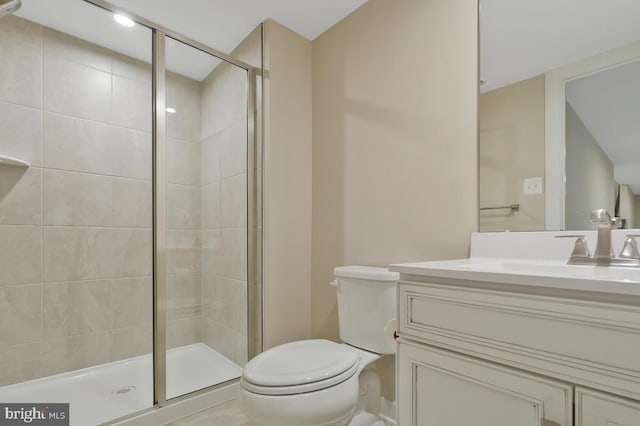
xmin=164 ymin=399 xmax=254 ymax=426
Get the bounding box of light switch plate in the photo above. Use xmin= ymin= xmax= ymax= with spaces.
xmin=523 ymin=177 xmax=543 ymax=195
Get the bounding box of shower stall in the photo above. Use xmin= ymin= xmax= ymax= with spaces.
xmin=0 ymin=0 xmax=261 ymax=424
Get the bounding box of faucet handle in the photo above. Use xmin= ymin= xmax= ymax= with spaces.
xmin=555 ymin=235 xmax=591 ymax=258
xmin=620 ymin=235 xmax=640 ymax=259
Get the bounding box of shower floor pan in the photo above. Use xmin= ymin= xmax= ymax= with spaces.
xmin=0 ymin=343 xmax=242 ymax=425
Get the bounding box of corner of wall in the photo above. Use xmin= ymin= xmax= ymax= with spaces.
xmin=262 ymin=19 xmax=313 ymax=349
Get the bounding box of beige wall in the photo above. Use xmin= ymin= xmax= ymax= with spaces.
xmin=635 ymin=195 xmax=640 ymax=228
xmin=565 ymin=103 xmax=614 ymax=229
xmin=479 ymin=75 xmax=545 ymax=231
xmin=311 ymin=0 xmax=478 ymax=398
xmin=262 ymin=20 xmax=313 ymax=349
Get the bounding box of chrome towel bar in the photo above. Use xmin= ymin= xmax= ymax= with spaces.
xmin=479 ymin=204 xmax=520 ymax=212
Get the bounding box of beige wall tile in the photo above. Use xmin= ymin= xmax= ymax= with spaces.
xmin=112 ymin=178 xmax=152 ymax=228
xmin=200 ymin=230 xmax=221 ymax=277
xmin=201 ymin=77 xmax=216 ymax=140
xmin=0 ymin=167 xmax=41 ymax=225
xmin=201 ymin=320 xmax=245 ymax=365
xmin=43 ymin=227 xmax=111 ymax=282
xmin=43 ymin=57 xmax=111 ymax=122
xmin=43 ymin=27 xmax=111 ymax=72
xmin=110 ymin=229 xmax=152 ymax=278
xmin=167 ymin=72 xmax=202 ymax=142
xmin=0 ymin=101 xmax=42 ymax=166
xmin=167 ymin=230 xmax=201 ymax=275
xmin=43 ymin=280 xmax=112 ymax=339
xmin=200 ymin=135 xmax=220 ymax=185
xmin=218 ymin=122 xmax=247 ymax=179
xmin=220 ymin=174 xmax=247 ymax=229
xmin=220 ymin=229 xmax=247 ymax=281
xmin=0 ymin=343 xmax=43 ymax=386
xmin=211 ymin=278 xmax=247 ymax=335
xmin=112 ymin=54 xmax=152 ymax=83
xmin=168 ymin=184 xmax=201 ymax=230
xmin=201 ymin=182 xmax=221 ymax=229
xmin=0 ymin=16 xmax=42 ymax=108
xmin=43 ymin=170 xmax=112 ymax=226
xmin=43 ymin=112 xmax=113 ymax=175
xmin=206 ymin=64 xmax=248 ymax=135
xmin=109 ymin=326 xmax=152 ymax=361
xmin=168 ymin=273 xmax=201 ymax=302
xmin=42 ymin=332 xmax=110 ymax=376
xmin=111 ymin=75 xmax=152 ymax=132
xmin=168 ymin=138 xmax=201 ymax=186
xmin=167 ymin=316 xmax=201 ymax=349
xmin=111 ymin=127 xmax=152 ymax=180
xmin=112 ymin=277 xmax=152 ymax=329
xmin=0 ymin=226 xmax=41 ymax=285
xmin=0 ymin=285 xmax=41 ymax=348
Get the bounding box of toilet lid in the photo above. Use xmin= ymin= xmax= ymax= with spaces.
xmin=242 ymin=340 xmax=358 ymax=392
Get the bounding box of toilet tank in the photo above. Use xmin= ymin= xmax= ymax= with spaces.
xmin=333 ymin=266 xmax=399 ymax=355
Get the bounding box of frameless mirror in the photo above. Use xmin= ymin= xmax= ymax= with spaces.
xmin=479 ymin=0 xmax=640 ymax=231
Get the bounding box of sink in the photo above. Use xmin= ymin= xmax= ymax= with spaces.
xmin=389 ymin=231 xmax=640 ymax=297
xmin=452 ymin=259 xmax=640 ymax=281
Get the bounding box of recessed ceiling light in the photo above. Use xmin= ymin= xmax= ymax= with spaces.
xmin=114 ymin=14 xmax=135 ymax=27
xmin=165 ymin=107 xmax=177 ymax=114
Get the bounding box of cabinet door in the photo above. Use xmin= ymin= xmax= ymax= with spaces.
xmin=397 ymin=340 xmax=572 ymax=426
xmin=576 ymin=387 xmax=640 ymax=426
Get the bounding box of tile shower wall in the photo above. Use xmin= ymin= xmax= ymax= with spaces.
xmin=0 ymin=16 xmax=198 ymax=386
xmin=200 ymin=59 xmax=249 ymax=366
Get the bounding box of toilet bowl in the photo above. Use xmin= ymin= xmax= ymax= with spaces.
xmin=238 ymin=266 xmax=399 ymax=426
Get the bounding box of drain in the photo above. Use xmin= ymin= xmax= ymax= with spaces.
xmin=111 ymin=385 xmax=136 ymax=396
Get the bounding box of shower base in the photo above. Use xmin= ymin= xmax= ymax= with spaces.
xmin=0 ymin=343 xmax=242 ymax=426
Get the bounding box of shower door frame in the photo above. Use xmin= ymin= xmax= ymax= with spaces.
xmin=83 ymin=0 xmax=263 ymax=411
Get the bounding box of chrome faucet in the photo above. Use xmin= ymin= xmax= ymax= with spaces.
xmin=564 ymin=209 xmax=640 ymax=267
xmin=591 ymin=209 xmax=613 ymax=261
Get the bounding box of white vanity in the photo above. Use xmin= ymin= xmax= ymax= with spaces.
xmin=390 ymin=231 xmax=640 ymax=426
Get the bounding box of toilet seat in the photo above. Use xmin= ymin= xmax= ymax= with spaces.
xmin=241 ymin=339 xmax=359 ymax=396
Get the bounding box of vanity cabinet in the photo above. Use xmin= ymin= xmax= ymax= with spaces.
xmin=398 ymin=341 xmax=571 ymax=425
xmin=576 ymin=388 xmax=640 ymax=426
xmin=396 ymin=279 xmax=640 ymax=426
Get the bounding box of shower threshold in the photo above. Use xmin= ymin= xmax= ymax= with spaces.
xmin=0 ymin=343 xmax=242 ymax=426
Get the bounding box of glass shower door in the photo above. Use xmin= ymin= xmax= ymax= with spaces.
xmin=163 ymin=35 xmax=250 ymax=399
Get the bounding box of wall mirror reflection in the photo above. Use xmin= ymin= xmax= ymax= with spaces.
xmin=479 ymin=0 xmax=640 ymax=232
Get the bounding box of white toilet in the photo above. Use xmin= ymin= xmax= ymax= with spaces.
xmin=238 ymin=266 xmax=399 ymax=426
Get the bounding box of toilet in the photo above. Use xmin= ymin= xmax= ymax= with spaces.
xmin=238 ymin=266 xmax=399 ymax=426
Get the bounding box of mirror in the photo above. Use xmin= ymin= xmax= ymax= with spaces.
xmin=479 ymin=0 xmax=640 ymax=231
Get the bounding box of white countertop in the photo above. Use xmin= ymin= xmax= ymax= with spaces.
xmin=389 ymin=231 xmax=640 ymax=297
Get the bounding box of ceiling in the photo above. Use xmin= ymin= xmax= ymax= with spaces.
xmin=15 ymin=0 xmax=368 ymax=81
xmin=480 ymin=0 xmax=640 ymax=93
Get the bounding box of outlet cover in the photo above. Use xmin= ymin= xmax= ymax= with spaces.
xmin=523 ymin=177 xmax=543 ymax=195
